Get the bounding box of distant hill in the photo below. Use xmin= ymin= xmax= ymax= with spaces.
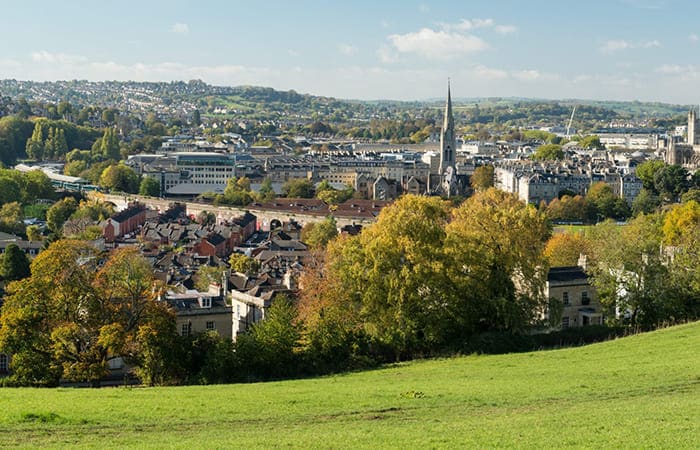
xmin=0 ymin=321 xmax=697 ymax=447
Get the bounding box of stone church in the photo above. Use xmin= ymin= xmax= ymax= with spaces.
xmin=430 ymin=81 xmax=468 ymax=197
xmin=666 ymin=108 xmax=700 ymax=169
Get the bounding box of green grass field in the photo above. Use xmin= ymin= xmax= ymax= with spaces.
xmin=1 ymin=322 xmax=698 ymax=448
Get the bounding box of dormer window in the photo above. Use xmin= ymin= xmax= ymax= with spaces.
xmin=200 ymin=296 xmax=212 ymax=308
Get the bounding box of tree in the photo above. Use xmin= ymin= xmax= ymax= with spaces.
xmin=0 ymin=175 xmax=21 ymax=205
xmin=71 ymin=199 xmax=114 ymax=222
xmin=46 ymin=197 xmax=78 ymax=234
xmin=64 ymin=160 xmax=87 ymax=177
xmin=100 ymin=128 xmax=121 ymax=161
xmin=0 ymin=243 xmax=175 ymax=386
xmin=306 ymin=195 xmax=452 ymax=358
xmin=578 ymin=135 xmax=603 ymax=150
xmin=635 ymin=160 xmax=665 ymax=192
xmin=632 ymin=188 xmax=661 ymax=216
xmin=586 ymin=215 xmax=682 ymax=329
xmin=25 ymin=122 xmax=44 ymax=160
xmin=662 ymin=200 xmax=700 ymax=246
xmin=586 ymin=182 xmax=628 ymax=221
xmin=0 ymin=243 xmax=30 ymax=281
xmin=26 ymin=224 xmax=42 ymax=242
xmin=446 ymin=188 xmax=551 ymax=334
xmin=194 ymin=265 xmax=224 ymax=292
xmin=300 ymin=216 xmax=338 ymax=249
xmin=192 ymin=109 xmax=201 ymax=127
xmin=653 ymin=165 xmax=690 ymax=203
xmin=315 ymin=180 xmax=353 ymax=205
xmin=139 ymin=177 xmax=161 ymax=197
xmin=229 ymin=253 xmax=260 ymax=275
xmin=235 ymin=296 xmax=301 ymax=379
xmin=255 ymin=178 xmax=276 ymax=202
xmin=282 ymin=178 xmax=314 ymax=198
xmin=24 ymin=169 xmax=55 ymax=202
xmin=546 ymin=195 xmax=588 ymax=223
xmin=220 ymin=177 xmax=252 ymax=206
xmin=470 ymin=165 xmax=494 ymax=191
xmin=99 ymin=164 xmax=140 ymax=193
xmin=101 ymin=109 xmax=116 ymax=125
xmin=196 ymin=210 xmax=216 ymax=226
xmin=531 ymin=144 xmax=564 ymax=161
xmin=543 ymin=232 xmax=590 ymax=267
xmin=0 ymin=202 xmax=24 ymax=235
xmin=57 ymin=101 xmax=72 ymax=120
xmin=681 ymin=188 xmax=700 ymax=204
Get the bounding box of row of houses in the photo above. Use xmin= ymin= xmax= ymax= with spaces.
xmin=495 ymin=160 xmax=644 ymax=205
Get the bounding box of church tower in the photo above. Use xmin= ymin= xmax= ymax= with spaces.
xmin=688 ymin=108 xmax=698 ymax=146
xmin=438 ymin=80 xmax=456 ymax=175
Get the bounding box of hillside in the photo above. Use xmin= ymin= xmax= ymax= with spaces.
xmin=0 ymin=79 xmax=690 ymax=129
xmin=0 ymin=322 xmax=698 ymax=448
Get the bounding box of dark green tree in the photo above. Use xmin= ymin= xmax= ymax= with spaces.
xmin=300 ymin=216 xmax=338 ymax=249
xmin=46 ymin=197 xmax=78 ymax=234
xmin=282 ymin=178 xmax=314 ymax=198
xmin=632 ymin=188 xmax=661 ymax=216
xmin=0 ymin=243 xmax=30 ymax=281
xmin=531 ymin=144 xmax=564 ymax=160
xmin=139 ymin=176 xmax=161 ymax=197
xmin=25 ymin=122 xmax=44 ymax=160
xmin=654 ymin=165 xmax=690 ymax=203
xmin=192 ymin=109 xmax=201 ymax=127
xmin=635 ymin=160 xmax=665 ymax=192
xmin=99 ymin=164 xmax=140 ymax=193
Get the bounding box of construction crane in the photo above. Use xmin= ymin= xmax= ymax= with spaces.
xmin=566 ymin=105 xmax=576 ymax=138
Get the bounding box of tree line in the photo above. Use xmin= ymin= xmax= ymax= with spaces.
xmin=2 ymin=189 xmax=699 ymax=387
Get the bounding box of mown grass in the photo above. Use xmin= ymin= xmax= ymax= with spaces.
xmin=0 ymin=322 xmax=698 ymax=448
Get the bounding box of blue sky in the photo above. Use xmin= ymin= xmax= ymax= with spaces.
xmin=1 ymin=0 xmax=699 ymax=103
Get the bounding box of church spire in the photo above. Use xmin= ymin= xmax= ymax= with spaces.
xmin=444 ymin=79 xmax=453 ymax=130
xmin=439 ymin=79 xmax=456 ymax=174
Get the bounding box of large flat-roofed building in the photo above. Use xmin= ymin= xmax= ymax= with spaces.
xmin=128 ymin=152 xmax=237 ymax=196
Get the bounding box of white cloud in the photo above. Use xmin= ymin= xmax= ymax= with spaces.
xmin=600 ymin=39 xmax=660 ymax=53
xmin=601 ymin=40 xmax=632 ymax=53
xmin=655 ymin=64 xmax=700 ymax=81
xmin=30 ymin=50 xmax=87 ymax=64
xmin=495 ymin=25 xmax=517 ymax=34
xmin=338 ymin=44 xmax=358 ymax=56
xmin=387 ymin=28 xmax=488 ymax=60
xmin=690 ymin=34 xmax=699 ymax=43
xmin=377 ymin=45 xmax=399 ymax=64
xmin=512 ymin=69 xmax=541 ymax=81
xmin=380 ymin=19 xmax=517 ymax=62
xmin=472 ymin=65 xmax=508 ymax=80
xmin=656 ymin=64 xmax=684 ymax=74
xmin=170 ymin=23 xmax=189 ymax=34
xmin=449 ymin=18 xmax=494 ymax=31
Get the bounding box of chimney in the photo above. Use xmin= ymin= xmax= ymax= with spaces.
xmin=577 ymin=253 xmax=588 ymax=271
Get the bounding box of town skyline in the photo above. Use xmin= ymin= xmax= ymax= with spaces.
xmin=1 ymin=1 xmax=700 ymax=104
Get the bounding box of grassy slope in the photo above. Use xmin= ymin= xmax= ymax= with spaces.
xmin=0 ymin=322 xmax=698 ymax=448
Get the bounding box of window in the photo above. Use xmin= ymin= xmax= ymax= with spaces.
xmin=206 ymin=321 xmax=216 ymax=331
xmin=236 ymin=304 xmax=241 ymax=318
xmin=180 ymin=323 xmax=190 ymax=336
xmin=581 ymin=291 xmax=590 ymax=306
xmin=562 ymin=292 xmax=570 ymax=305
xmin=200 ymin=297 xmax=212 ymax=308
xmin=562 ymin=317 xmax=570 ymax=329
xmin=0 ymin=354 xmax=7 ymax=372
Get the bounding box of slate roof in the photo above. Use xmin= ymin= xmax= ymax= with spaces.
xmin=547 ymin=266 xmax=589 ymax=283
